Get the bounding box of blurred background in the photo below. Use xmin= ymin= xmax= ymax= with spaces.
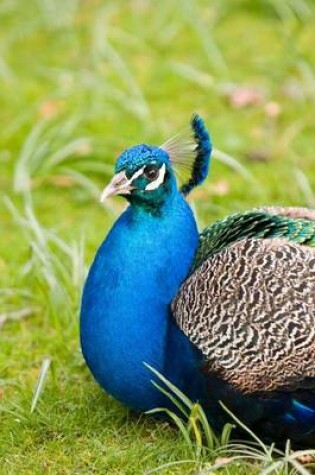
xmin=1 ymin=0 xmax=315 ymax=472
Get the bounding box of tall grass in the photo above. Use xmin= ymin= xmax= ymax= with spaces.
xmin=12 ymin=116 xmax=104 ymax=199
xmin=4 ymin=195 xmax=86 ymax=328
xmin=146 ymin=365 xmax=315 ymax=475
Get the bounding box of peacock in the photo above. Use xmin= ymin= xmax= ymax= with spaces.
xmin=80 ymin=115 xmax=315 ymax=448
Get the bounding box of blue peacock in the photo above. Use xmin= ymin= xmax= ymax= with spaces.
xmin=80 ymin=115 xmax=315 ymax=448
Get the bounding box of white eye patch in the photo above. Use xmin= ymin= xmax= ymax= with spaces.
xmin=129 ymin=166 xmax=145 ymax=182
xmin=145 ymin=163 xmax=166 ymax=191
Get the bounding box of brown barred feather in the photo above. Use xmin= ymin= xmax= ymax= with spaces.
xmin=172 ymin=237 xmax=315 ymax=394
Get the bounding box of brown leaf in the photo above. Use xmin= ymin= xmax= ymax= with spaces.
xmin=38 ymin=100 xmax=62 ymax=119
xmin=264 ymin=101 xmax=281 ymax=118
xmin=245 ymin=149 xmax=271 ymax=163
xmin=228 ymin=86 xmax=265 ymax=109
xmin=210 ymin=180 xmax=230 ymax=196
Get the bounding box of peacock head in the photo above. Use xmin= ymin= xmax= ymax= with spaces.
xmin=100 ymin=114 xmax=212 ymax=210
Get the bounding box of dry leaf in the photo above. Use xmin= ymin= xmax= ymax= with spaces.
xmin=265 ymin=101 xmax=281 ymax=118
xmin=38 ymin=100 xmax=62 ymax=119
xmin=228 ymin=86 xmax=265 ymax=109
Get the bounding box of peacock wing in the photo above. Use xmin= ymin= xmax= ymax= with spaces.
xmin=172 ymin=210 xmax=315 ymax=394
xmin=193 ymin=206 xmax=315 ymax=272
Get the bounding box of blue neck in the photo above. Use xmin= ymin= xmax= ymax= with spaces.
xmin=80 ymin=191 xmax=204 ymax=411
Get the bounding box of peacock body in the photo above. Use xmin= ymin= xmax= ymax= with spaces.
xmin=80 ymin=116 xmax=315 ymax=448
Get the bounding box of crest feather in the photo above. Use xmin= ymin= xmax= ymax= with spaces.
xmin=160 ymin=114 xmax=212 ymax=196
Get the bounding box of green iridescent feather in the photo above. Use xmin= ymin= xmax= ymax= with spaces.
xmin=193 ymin=208 xmax=315 ymax=271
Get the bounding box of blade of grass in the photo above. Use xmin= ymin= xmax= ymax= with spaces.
xmin=30 ymin=358 xmax=51 ymax=413
xmin=144 ymin=364 xmax=193 ymax=412
xmin=147 ymin=407 xmax=196 ymax=458
xmin=213 ymin=148 xmax=254 ymax=182
xmin=148 ymin=381 xmax=190 ymax=418
xmin=219 ymin=402 xmax=272 ymax=458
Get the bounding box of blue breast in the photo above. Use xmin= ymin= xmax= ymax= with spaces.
xmin=80 ymin=191 xmax=207 ymax=411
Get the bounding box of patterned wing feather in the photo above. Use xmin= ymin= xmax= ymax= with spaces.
xmin=193 ymin=207 xmax=315 ymax=272
xmin=172 ymin=235 xmax=315 ymax=394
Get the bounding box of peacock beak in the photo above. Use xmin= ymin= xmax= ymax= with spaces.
xmin=100 ymin=171 xmax=134 ymax=202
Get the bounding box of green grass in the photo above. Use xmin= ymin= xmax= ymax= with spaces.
xmin=1 ymin=0 xmax=315 ymax=473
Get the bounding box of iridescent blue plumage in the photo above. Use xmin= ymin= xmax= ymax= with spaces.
xmin=80 ymin=115 xmax=315 ymax=449
xmin=81 ymin=136 xmax=205 ymax=410
xmin=115 ymin=145 xmax=169 ymax=175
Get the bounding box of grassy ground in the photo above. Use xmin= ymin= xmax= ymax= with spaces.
xmin=1 ymin=0 xmax=315 ymax=473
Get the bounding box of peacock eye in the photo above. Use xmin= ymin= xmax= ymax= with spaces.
xmin=143 ymin=164 xmax=159 ymax=181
